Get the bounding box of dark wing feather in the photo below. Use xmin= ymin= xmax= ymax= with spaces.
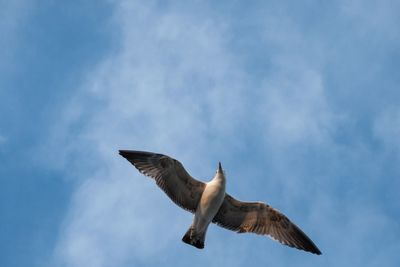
xmin=213 ymin=194 xmax=321 ymax=255
xmin=119 ymin=150 xmax=205 ymax=213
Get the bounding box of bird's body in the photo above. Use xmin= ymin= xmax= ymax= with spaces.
xmin=119 ymin=150 xmax=321 ymax=255
xmin=183 ymin=163 xmax=226 ymax=248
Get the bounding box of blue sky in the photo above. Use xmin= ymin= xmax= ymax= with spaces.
xmin=1 ymin=0 xmax=400 ymax=266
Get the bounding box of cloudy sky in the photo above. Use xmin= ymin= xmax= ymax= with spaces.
xmin=1 ymin=0 xmax=400 ymax=266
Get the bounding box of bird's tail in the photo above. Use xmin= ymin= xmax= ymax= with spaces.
xmin=182 ymin=226 xmax=205 ymax=249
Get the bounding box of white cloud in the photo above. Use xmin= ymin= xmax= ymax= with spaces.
xmin=0 ymin=0 xmax=33 ymax=76
xmin=340 ymin=0 xmax=400 ymax=40
xmin=49 ymin=2 xmax=252 ymax=266
xmin=373 ymin=107 xmax=400 ymax=154
xmin=0 ymin=134 xmax=6 ymax=145
xmin=260 ymin=67 xmax=334 ymax=146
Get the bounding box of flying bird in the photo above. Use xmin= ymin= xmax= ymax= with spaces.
xmin=119 ymin=150 xmax=321 ymax=255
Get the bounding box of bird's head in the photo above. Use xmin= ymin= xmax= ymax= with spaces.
xmin=217 ymin=162 xmax=223 ymax=174
xmin=215 ymin=161 xmax=226 ymax=179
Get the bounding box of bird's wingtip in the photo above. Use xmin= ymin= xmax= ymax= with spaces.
xmin=308 ymin=245 xmax=322 ymax=255
xmin=118 ymin=150 xmax=130 ymax=157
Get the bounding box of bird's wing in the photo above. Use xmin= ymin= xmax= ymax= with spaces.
xmin=119 ymin=150 xmax=206 ymax=213
xmin=212 ymin=194 xmax=321 ymax=255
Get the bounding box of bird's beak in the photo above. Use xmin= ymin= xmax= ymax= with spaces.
xmin=218 ymin=162 xmax=223 ymax=173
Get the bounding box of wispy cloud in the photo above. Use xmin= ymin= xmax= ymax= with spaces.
xmin=50 ymin=2 xmax=251 ymax=266
xmin=340 ymin=0 xmax=400 ymax=39
xmin=0 ymin=0 xmax=33 ymax=76
xmin=260 ymin=68 xmax=334 ymax=146
xmin=0 ymin=134 xmax=6 ymax=144
xmin=373 ymin=107 xmax=400 ymax=155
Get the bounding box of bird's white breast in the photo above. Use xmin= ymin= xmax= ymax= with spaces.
xmin=193 ymin=174 xmax=226 ymax=231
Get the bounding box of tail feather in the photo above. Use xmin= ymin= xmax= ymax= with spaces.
xmin=182 ymin=227 xmax=205 ymax=249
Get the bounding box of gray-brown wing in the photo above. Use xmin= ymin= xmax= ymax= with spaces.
xmin=119 ymin=150 xmax=206 ymax=213
xmin=213 ymin=194 xmax=321 ymax=255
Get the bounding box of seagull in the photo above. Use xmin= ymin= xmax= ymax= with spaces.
xmin=119 ymin=150 xmax=321 ymax=255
